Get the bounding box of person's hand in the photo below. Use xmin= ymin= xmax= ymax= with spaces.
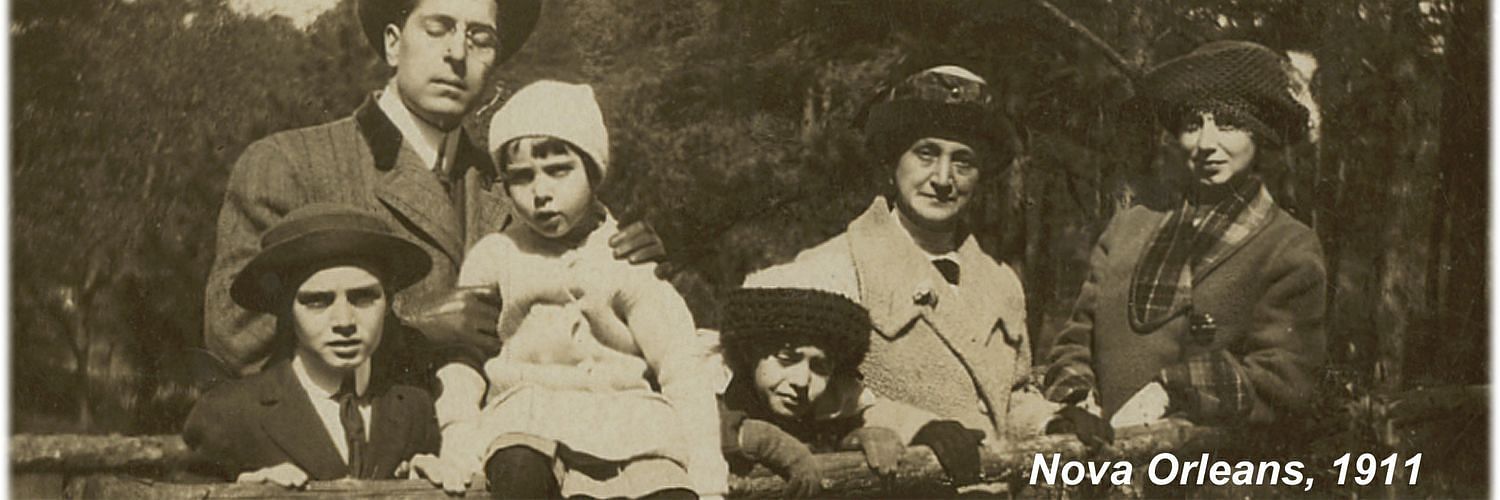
xmin=399 ymin=453 xmax=471 ymax=495
xmin=1045 ymin=406 xmax=1115 ymax=447
xmin=739 ymin=419 xmax=823 ymax=497
xmin=782 ymin=453 xmax=824 ymax=498
xmin=609 ymin=220 xmax=666 ymax=264
xmin=405 ymin=286 xmax=503 ymax=356
xmin=236 ymin=462 xmax=309 ymax=489
xmin=1110 ymin=381 xmax=1170 ymax=428
xmin=910 ymin=420 xmax=986 ymax=486
xmin=840 ymin=427 xmax=904 ymax=476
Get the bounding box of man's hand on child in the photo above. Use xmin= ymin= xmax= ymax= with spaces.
xmin=840 ymin=427 xmax=904 ymax=476
xmin=609 ymin=220 xmax=666 ymax=264
xmin=911 ymin=420 xmax=986 ymax=487
xmin=236 ymin=462 xmax=309 ymax=489
xmin=401 ymin=453 xmax=471 ymax=495
xmin=406 ymin=286 xmax=504 ymax=355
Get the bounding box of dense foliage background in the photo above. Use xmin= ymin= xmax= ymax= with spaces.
xmin=10 ymin=0 xmax=1487 ymax=492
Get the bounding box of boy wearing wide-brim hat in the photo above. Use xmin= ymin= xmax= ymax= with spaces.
xmin=185 ymin=204 xmax=467 ymax=492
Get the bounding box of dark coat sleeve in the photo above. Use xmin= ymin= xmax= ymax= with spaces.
xmin=1044 ymin=212 xmax=1125 ymax=400
xmin=1160 ymin=228 xmax=1328 ymax=424
xmin=182 ymin=386 xmax=254 ymax=480
xmin=204 ymin=137 xmax=308 ymax=374
xmin=409 ymin=386 xmax=442 ymax=457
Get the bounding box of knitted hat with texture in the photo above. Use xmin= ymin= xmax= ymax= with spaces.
xmin=720 ymin=287 xmax=872 ymax=377
xmin=1135 ymin=40 xmax=1310 ymax=146
xmin=488 ymin=80 xmax=610 ymax=185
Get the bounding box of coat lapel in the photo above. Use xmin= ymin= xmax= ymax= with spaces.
xmin=356 ymin=98 xmax=464 ymax=266
xmin=258 ymin=364 xmax=349 ymax=480
xmin=1192 ymin=186 xmax=1279 ymax=284
xmin=846 ymin=200 xmax=923 ymax=338
xmin=846 ymin=198 xmax=1010 ymax=352
xmin=458 ymin=134 xmax=511 ymax=251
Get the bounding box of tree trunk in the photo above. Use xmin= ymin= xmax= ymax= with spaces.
xmin=1418 ymin=0 xmax=1488 ymax=386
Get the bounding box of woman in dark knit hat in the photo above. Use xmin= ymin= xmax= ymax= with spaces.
xmin=743 ymin=63 xmax=1059 ymax=491
xmin=1044 ymin=41 xmax=1328 ymax=427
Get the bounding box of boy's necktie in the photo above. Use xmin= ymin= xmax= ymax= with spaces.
xmin=336 ymin=377 xmax=367 ymax=478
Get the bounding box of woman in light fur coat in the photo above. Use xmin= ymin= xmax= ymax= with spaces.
xmin=744 ymin=64 xmax=1061 ymax=489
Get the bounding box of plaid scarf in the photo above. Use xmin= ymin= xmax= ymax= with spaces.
xmin=1129 ymin=176 xmax=1273 ymax=332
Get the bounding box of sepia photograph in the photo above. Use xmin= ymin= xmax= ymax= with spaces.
xmin=9 ymin=0 xmax=1489 ymax=497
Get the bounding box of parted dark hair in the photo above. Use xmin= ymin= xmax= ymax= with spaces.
xmin=719 ymin=288 xmax=872 ymax=377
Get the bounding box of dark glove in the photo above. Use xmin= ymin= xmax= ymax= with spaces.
xmin=910 ymin=420 xmax=985 ymax=487
xmin=840 ymin=426 xmax=904 ymax=476
xmin=404 ymin=286 xmax=503 ymax=356
xmin=1043 ymin=364 xmax=1094 ymax=405
xmin=739 ymin=419 xmax=823 ymax=497
xmin=1044 ymin=406 xmax=1115 ymax=447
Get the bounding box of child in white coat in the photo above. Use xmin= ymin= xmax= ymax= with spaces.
xmin=434 ymin=80 xmax=727 ymax=499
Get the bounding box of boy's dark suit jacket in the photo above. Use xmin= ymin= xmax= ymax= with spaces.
xmin=183 ymin=361 xmax=441 ymax=481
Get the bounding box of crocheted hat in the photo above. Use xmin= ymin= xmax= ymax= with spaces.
xmin=358 ymin=0 xmax=540 ymax=64
xmin=859 ymin=64 xmax=1007 ymax=166
xmin=488 ymin=80 xmax=610 ymax=186
xmin=720 ymin=288 xmax=872 ymax=376
xmin=1135 ymin=40 xmax=1310 ymax=146
xmin=231 ymin=204 xmax=431 ymax=313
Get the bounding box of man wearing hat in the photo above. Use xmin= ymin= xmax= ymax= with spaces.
xmin=185 ymin=204 xmax=466 ymax=490
xmin=205 ymin=0 xmax=667 ymax=379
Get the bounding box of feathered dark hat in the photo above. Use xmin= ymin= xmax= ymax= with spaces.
xmin=720 ymin=288 xmax=872 ymax=376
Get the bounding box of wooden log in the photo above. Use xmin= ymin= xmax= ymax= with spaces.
xmin=11 ymin=434 xmax=193 ymax=472
xmin=49 ymin=422 xmax=1232 ymax=499
xmin=17 ymin=385 xmax=1486 ymax=498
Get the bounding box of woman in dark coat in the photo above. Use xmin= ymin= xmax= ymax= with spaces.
xmin=1044 ymin=41 xmax=1327 ymax=426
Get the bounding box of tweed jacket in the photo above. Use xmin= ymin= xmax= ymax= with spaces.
xmin=1046 ymin=203 xmax=1327 ymax=423
xmin=744 ymin=198 xmax=1055 ymax=441
xmin=182 ymin=361 xmax=441 ymax=481
xmin=205 ymin=94 xmax=511 ymax=375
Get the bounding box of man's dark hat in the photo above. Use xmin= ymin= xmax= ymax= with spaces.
xmin=720 ymin=287 xmax=872 ymax=376
xmin=1134 ymin=40 xmax=1310 ymax=146
xmin=358 ymin=0 xmax=542 ymax=64
xmin=230 ymin=204 xmax=431 ymax=313
xmin=858 ymin=64 xmax=1008 ymax=166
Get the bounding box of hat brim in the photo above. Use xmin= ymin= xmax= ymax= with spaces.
xmin=359 ymin=0 xmax=541 ymax=64
xmin=1131 ymin=43 xmax=1310 ymax=146
xmin=230 ymin=228 xmax=431 ymax=313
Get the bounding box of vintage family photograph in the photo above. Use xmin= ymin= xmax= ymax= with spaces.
xmin=8 ymin=0 xmax=1490 ymax=497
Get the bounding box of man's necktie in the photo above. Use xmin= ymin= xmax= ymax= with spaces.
xmin=336 ymin=377 xmax=367 ymax=478
xmin=933 ymin=258 xmax=961 ymax=286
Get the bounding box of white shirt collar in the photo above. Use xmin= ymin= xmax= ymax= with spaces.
xmin=292 ymin=353 xmax=371 ymax=399
xmin=377 ymin=82 xmax=460 ymax=172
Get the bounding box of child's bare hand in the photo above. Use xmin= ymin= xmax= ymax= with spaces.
xmin=236 ymin=462 xmax=309 ymax=489
xmin=403 ymin=453 xmax=471 ymax=495
xmin=841 ymin=427 xmax=904 ymax=476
